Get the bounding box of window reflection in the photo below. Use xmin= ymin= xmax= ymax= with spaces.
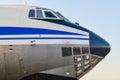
xmin=62 ymin=47 xmax=72 ymax=56
xmin=82 ymin=47 xmax=89 ymax=54
xmin=73 ymin=47 xmax=81 ymax=55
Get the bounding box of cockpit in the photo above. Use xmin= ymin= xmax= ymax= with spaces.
xmin=29 ymin=7 xmax=71 ymax=22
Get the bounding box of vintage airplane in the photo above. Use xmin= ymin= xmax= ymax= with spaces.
xmin=0 ymin=5 xmax=110 ymax=80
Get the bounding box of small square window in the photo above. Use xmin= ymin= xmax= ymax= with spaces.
xmin=45 ymin=11 xmax=57 ymax=18
xmin=36 ymin=10 xmax=43 ymax=18
xmin=82 ymin=47 xmax=89 ymax=54
xmin=73 ymin=47 xmax=81 ymax=55
xmin=29 ymin=10 xmax=35 ymax=17
xmin=62 ymin=47 xmax=72 ymax=56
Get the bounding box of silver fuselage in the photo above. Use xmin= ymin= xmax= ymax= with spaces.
xmin=0 ymin=5 xmax=109 ymax=80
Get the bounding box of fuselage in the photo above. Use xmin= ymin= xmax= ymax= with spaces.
xmin=0 ymin=5 xmax=110 ymax=80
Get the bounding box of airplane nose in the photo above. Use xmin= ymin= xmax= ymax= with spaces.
xmin=90 ymin=32 xmax=111 ymax=57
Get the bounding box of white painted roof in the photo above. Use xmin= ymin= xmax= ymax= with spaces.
xmin=0 ymin=5 xmax=41 ymax=9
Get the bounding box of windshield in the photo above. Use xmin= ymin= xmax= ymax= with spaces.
xmin=54 ymin=12 xmax=71 ymax=22
xmin=29 ymin=8 xmax=71 ymax=22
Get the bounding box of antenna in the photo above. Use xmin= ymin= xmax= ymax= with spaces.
xmin=23 ymin=0 xmax=28 ymax=5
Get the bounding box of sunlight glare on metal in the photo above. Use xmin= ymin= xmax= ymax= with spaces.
xmin=22 ymin=0 xmax=28 ymax=5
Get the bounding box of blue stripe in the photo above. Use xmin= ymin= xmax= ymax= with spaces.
xmin=0 ymin=27 xmax=87 ymax=36
xmin=0 ymin=38 xmax=89 ymax=40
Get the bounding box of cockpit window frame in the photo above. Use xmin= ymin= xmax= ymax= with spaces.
xmin=29 ymin=9 xmax=35 ymax=18
xmin=36 ymin=9 xmax=43 ymax=18
xmin=28 ymin=8 xmax=70 ymax=21
xmin=43 ymin=10 xmax=60 ymax=19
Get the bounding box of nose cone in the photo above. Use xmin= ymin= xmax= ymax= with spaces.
xmin=90 ymin=32 xmax=111 ymax=57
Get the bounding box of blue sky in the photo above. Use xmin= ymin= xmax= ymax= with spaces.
xmin=0 ymin=0 xmax=120 ymax=80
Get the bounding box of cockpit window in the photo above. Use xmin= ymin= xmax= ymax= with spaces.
xmin=55 ymin=12 xmax=71 ymax=22
xmin=29 ymin=9 xmax=35 ymax=17
xmin=29 ymin=8 xmax=71 ymax=22
xmin=36 ymin=10 xmax=43 ymax=18
xmin=44 ymin=11 xmax=57 ymax=18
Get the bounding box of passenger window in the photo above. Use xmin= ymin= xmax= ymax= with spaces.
xmin=45 ymin=11 xmax=57 ymax=18
xmin=29 ymin=10 xmax=35 ymax=17
xmin=36 ymin=10 xmax=43 ymax=18
xmin=73 ymin=47 xmax=81 ymax=55
xmin=82 ymin=47 xmax=89 ymax=54
xmin=62 ymin=47 xmax=72 ymax=56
